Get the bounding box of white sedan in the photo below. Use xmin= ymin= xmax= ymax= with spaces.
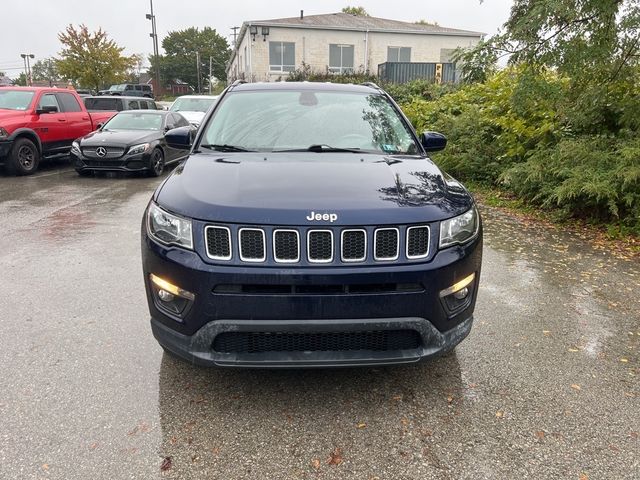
xmin=168 ymin=95 xmax=219 ymax=127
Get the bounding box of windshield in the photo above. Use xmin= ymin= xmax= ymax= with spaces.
xmin=102 ymin=112 xmax=163 ymax=131
xmin=109 ymin=84 xmax=127 ymax=92
xmin=0 ymin=90 xmax=35 ymax=111
xmin=170 ymin=96 xmax=217 ymax=113
xmin=200 ymin=90 xmax=419 ymax=154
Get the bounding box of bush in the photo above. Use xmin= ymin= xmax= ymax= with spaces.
xmin=393 ymin=67 xmax=640 ymax=232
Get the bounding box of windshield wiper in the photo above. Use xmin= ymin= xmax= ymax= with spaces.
xmin=275 ymin=144 xmax=363 ymax=153
xmin=200 ymin=144 xmax=254 ymax=152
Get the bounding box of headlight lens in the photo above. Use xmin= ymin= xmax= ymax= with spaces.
xmin=0 ymin=127 xmax=9 ymax=140
xmin=128 ymin=143 xmax=150 ymax=155
xmin=147 ymin=202 xmax=193 ymax=249
xmin=71 ymin=141 xmax=81 ymax=155
xmin=439 ymin=206 xmax=479 ymax=248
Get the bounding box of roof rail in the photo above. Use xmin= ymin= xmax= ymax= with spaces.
xmin=361 ymin=81 xmax=382 ymax=90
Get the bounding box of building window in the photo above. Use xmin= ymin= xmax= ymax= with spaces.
xmin=269 ymin=42 xmax=295 ymax=72
xmin=329 ymin=44 xmax=354 ymax=74
xmin=244 ymin=46 xmax=249 ymax=72
xmin=387 ymin=47 xmax=411 ymax=62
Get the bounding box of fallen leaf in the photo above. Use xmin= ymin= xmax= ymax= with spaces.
xmin=447 ymin=395 xmax=454 ymax=404
xmin=400 ymin=417 xmax=409 ymax=426
xmin=568 ymin=348 xmax=580 ymax=353
xmin=327 ymin=447 xmax=343 ymax=466
xmin=392 ymin=395 xmax=402 ymax=401
xmin=579 ymin=473 xmax=588 ymax=480
xmin=535 ymin=430 xmax=545 ymax=439
xmin=356 ymin=422 xmax=367 ymax=429
xmin=571 ymin=384 xmax=581 ymax=391
xmin=495 ymin=410 xmax=504 ymax=418
xmin=311 ymin=459 xmax=321 ymax=470
xmin=42 ymin=464 xmax=49 ymax=470
xmin=160 ymin=457 xmax=172 ymax=472
xmin=543 ymin=330 xmax=551 ymax=335
xmin=89 ymin=442 xmax=98 ymax=450
xmin=620 ymin=358 xmax=629 ymax=363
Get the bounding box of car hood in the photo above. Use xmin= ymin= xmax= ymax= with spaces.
xmin=79 ymin=129 xmax=160 ymax=147
xmin=156 ymin=152 xmax=473 ymax=225
xmin=172 ymin=111 xmax=205 ymax=125
xmin=0 ymin=109 xmax=27 ymax=126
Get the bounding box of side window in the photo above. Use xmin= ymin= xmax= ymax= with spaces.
xmin=143 ymin=85 xmax=151 ymax=92
xmin=140 ymin=100 xmax=149 ymax=110
xmin=128 ymin=100 xmax=140 ymax=110
xmin=125 ymin=85 xmax=133 ymax=91
xmin=135 ymin=85 xmax=142 ymax=91
xmin=150 ymin=101 xmax=158 ymax=110
xmin=57 ymin=92 xmax=82 ymax=112
xmin=38 ymin=93 xmax=61 ymax=111
xmin=165 ymin=113 xmax=178 ymax=130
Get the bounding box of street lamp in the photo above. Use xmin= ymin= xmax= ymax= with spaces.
xmin=20 ymin=53 xmax=35 ymax=86
xmin=146 ymin=0 xmax=161 ymax=96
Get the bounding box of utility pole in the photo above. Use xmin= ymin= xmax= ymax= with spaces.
xmin=196 ymin=52 xmax=201 ymax=94
xmin=146 ymin=0 xmax=161 ymax=96
xmin=231 ymin=26 xmax=239 ymax=47
xmin=209 ymin=56 xmax=212 ymax=95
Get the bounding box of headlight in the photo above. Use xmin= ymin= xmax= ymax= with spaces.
xmin=128 ymin=143 xmax=150 ymax=155
xmin=439 ymin=206 xmax=479 ymax=248
xmin=0 ymin=127 xmax=9 ymax=140
xmin=147 ymin=202 xmax=193 ymax=249
xmin=71 ymin=141 xmax=81 ymax=155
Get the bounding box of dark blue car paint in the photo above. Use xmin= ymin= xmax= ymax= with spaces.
xmin=142 ymin=82 xmax=483 ymax=367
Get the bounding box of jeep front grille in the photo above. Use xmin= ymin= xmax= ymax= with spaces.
xmin=307 ymin=230 xmax=333 ymax=263
xmin=204 ymin=224 xmax=432 ymax=265
xmin=239 ymin=228 xmax=266 ymax=262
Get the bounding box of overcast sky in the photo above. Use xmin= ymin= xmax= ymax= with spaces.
xmin=0 ymin=0 xmax=513 ymax=78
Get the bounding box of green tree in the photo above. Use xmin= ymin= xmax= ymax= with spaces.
xmin=56 ymin=24 xmax=136 ymax=91
xmin=414 ymin=19 xmax=439 ymax=26
xmin=342 ymin=6 xmax=370 ymax=16
xmin=13 ymin=73 xmax=27 ymax=86
xmin=149 ymin=27 xmax=230 ymax=92
xmin=31 ymin=58 xmax=62 ymax=85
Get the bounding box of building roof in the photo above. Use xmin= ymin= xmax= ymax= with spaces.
xmin=249 ymin=12 xmax=483 ymax=37
xmin=227 ymin=12 xmax=483 ymax=72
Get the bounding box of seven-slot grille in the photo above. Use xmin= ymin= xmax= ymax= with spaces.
xmin=205 ymin=225 xmax=431 ymax=264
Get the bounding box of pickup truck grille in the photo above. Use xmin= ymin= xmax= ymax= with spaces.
xmin=204 ymin=224 xmax=431 ymax=265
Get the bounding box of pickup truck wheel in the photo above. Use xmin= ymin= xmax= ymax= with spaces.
xmin=7 ymin=138 xmax=40 ymax=175
xmin=149 ymin=148 xmax=165 ymax=177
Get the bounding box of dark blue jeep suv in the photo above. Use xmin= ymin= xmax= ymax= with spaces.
xmin=141 ymin=81 xmax=482 ymax=368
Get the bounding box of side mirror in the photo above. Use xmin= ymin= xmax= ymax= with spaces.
xmin=36 ymin=105 xmax=59 ymax=115
xmin=421 ymin=131 xmax=447 ymax=152
xmin=165 ymin=126 xmax=193 ymax=149
xmin=95 ymin=123 xmax=104 ymax=130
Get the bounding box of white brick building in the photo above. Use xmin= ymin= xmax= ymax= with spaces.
xmin=226 ymin=12 xmax=483 ymax=82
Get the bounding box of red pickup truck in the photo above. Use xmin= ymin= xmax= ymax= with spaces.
xmin=0 ymin=87 xmax=116 ymax=175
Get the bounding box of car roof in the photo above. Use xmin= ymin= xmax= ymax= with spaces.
xmin=85 ymin=96 xmax=155 ymax=101
xmin=0 ymin=86 xmax=79 ymax=93
xmin=230 ymin=81 xmax=380 ymax=94
xmin=116 ymin=110 xmax=167 ymax=116
xmin=174 ymin=95 xmax=218 ymax=99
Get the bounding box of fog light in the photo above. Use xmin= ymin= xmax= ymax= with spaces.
xmin=439 ymin=273 xmax=475 ymax=298
xmin=150 ymin=274 xmax=195 ymax=300
xmin=439 ymin=273 xmax=475 ymax=315
xmin=158 ymin=289 xmax=175 ymax=302
xmin=453 ymin=287 xmax=469 ymax=300
xmin=149 ymin=274 xmax=195 ymax=318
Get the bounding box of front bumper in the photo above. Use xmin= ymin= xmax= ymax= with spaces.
xmin=152 ymin=315 xmax=474 ymax=368
xmin=72 ymin=152 xmax=151 ymax=172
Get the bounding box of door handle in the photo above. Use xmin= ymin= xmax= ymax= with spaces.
xmin=57 ymin=118 xmax=67 ymax=122
xmin=82 ymin=117 xmax=89 ymax=120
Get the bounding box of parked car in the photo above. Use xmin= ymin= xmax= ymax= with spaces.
xmin=168 ymin=95 xmax=218 ymax=127
xmin=142 ymin=81 xmax=483 ymax=368
xmin=71 ymin=110 xmax=194 ymax=176
xmin=84 ymin=96 xmax=160 ymax=112
xmin=0 ymin=87 xmax=116 ymax=175
xmin=98 ymin=84 xmax=154 ymax=98
xmin=75 ymin=89 xmax=95 ymax=98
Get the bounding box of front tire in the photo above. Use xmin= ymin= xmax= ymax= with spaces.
xmin=149 ymin=148 xmax=165 ymax=177
xmin=7 ymin=138 xmax=40 ymax=175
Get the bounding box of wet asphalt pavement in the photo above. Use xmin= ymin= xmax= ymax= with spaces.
xmin=0 ymin=162 xmax=638 ymax=480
